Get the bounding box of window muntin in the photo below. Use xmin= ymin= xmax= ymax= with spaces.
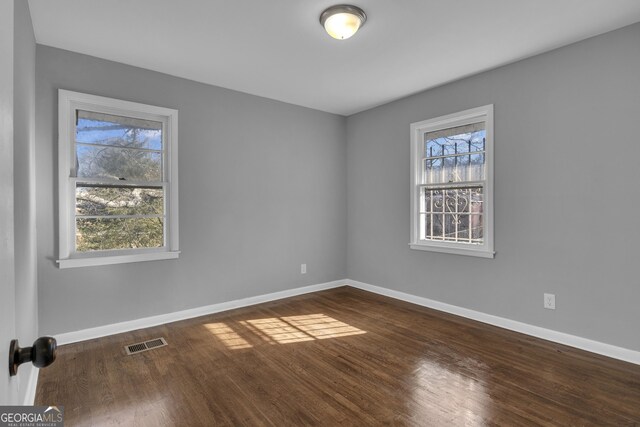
xmin=410 ymin=105 xmax=494 ymax=258
xmin=58 ymin=90 xmax=179 ymax=267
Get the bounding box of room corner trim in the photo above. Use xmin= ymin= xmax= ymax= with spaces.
xmin=23 ymin=365 xmax=39 ymax=405
xmin=346 ymin=279 xmax=640 ymax=366
xmin=53 ymin=279 xmax=347 ymax=345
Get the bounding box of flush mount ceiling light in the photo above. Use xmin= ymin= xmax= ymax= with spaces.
xmin=320 ymin=5 xmax=367 ymax=40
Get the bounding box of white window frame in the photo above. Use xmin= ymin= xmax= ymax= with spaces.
xmin=409 ymin=104 xmax=494 ymax=258
xmin=57 ymin=90 xmax=180 ymax=268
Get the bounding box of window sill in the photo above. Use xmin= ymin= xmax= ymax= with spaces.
xmin=409 ymin=244 xmax=494 ymax=258
xmin=57 ymin=251 xmax=180 ymax=269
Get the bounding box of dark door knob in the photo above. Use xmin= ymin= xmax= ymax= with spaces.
xmin=9 ymin=337 xmax=57 ymax=376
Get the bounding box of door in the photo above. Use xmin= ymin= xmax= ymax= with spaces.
xmin=0 ymin=0 xmax=18 ymax=406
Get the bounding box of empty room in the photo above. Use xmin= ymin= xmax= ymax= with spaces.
xmin=2 ymin=0 xmax=640 ymax=425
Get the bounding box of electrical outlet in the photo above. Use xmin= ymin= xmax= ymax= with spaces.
xmin=544 ymin=293 xmax=556 ymax=310
xmin=301 ymin=264 xmax=307 ymax=274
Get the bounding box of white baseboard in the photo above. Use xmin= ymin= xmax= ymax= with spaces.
xmin=22 ymin=365 xmax=39 ymax=405
xmin=55 ymin=280 xmax=346 ymax=345
xmin=346 ymin=279 xmax=640 ymax=366
xmin=53 ymin=277 xmax=640 ymax=366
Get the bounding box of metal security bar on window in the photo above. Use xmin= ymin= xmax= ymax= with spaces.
xmin=419 ymin=123 xmax=486 ymax=244
xmin=419 ymin=186 xmax=483 ymax=243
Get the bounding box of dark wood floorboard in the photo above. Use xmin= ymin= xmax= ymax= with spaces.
xmin=36 ymin=286 xmax=640 ymax=426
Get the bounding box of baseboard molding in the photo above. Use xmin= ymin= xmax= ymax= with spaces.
xmin=22 ymin=365 xmax=39 ymax=405
xmin=346 ymin=279 xmax=640 ymax=365
xmin=55 ymin=279 xmax=346 ymax=345
xmin=53 ymin=277 xmax=640 ymax=366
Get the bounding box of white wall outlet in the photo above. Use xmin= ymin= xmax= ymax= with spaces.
xmin=544 ymin=293 xmax=556 ymax=310
xmin=301 ymin=264 xmax=307 ymax=274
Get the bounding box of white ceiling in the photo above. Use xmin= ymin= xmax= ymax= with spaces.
xmin=28 ymin=0 xmax=640 ymax=116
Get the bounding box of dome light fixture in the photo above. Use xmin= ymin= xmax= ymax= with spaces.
xmin=320 ymin=5 xmax=367 ymax=40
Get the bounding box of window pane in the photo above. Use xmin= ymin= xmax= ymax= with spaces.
xmin=471 ymin=215 xmax=483 ymax=241
xmin=432 ymin=213 xmax=443 ymax=237
xmin=76 ymin=110 xmax=162 ymax=150
xmin=76 ymin=145 xmax=162 ymax=181
xmin=420 ymin=187 xmax=483 ymax=244
xmin=423 ymin=188 xmax=445 ymax=213
xmin=423 ymin=123 xmax=486 ymax=184
xmin=457 ymin=216 xmax=470 ymax=241
xmin=444 ymin=214 xmax=457 ymax=239
xmin=423 ymin=158 xmax=485 ymax=184
xmin=426 ymin=135 xmax=485 ymax=156
xmin=76 ymin=217 xmax=164 ymax=251
xmin=425 ymin=122 xmax=485 ymax=157
xmin=424 ymin=154 xmax=485 ymax=184
xmin=76 ymin=185 xmax=163 ymax=216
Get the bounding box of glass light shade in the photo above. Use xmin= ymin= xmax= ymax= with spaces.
xmin=324 ymin=12 xmax=362 ymax=40
xmin=320 ymin=5 xmax=367 ymax=40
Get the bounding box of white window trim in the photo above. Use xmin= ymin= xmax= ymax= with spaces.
xmin=57 ymin=89 xmax=180 ymax=268
xmin=409 ymin=104 xmax=494 ymax=258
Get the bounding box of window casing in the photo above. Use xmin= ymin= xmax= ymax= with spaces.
xmin=57 ymin=90 xmax=179 ymax=268
xmin=410 ymin=105 xmax=494 ymax=258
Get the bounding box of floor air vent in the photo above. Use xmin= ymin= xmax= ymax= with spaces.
xmin=125 ymin=337 xmax=168 ymax=355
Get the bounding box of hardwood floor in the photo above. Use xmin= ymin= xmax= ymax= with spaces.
xmin=36 ymin=287 xmax=640 ymax=426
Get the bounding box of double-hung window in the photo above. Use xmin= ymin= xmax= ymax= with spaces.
xmin=410 ymin=105 xmax=494 ymax=258
xmin=57 ymin=90 xmax=179 ymax=268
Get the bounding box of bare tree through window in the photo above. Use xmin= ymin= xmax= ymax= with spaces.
xmin=74 ymin=111 xmax=165 ymax=251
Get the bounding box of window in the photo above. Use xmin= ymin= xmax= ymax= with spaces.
xmin=57 ymin=90 xmax=179 ymax=268
xmin=410 ymin=105 xmax=494 ymax=258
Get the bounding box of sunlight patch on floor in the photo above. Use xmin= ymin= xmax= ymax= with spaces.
xmin=204 ymin=322 xmax=253 ymax=349
xmin=204 ymin=314 xmax=366 ymax=349
xmin=243 ymin=318 xmax=315 ymax=344
xmin=281 ymin=314 xmax=366 ymax=339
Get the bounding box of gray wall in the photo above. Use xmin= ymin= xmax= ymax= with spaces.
xmin=347 ymin=23 xmax=640 ymax=351
xmin=35 ymin=21 xmax=640 ymax=352
xmin=36 ymin=46 xmax=347 ymax=335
